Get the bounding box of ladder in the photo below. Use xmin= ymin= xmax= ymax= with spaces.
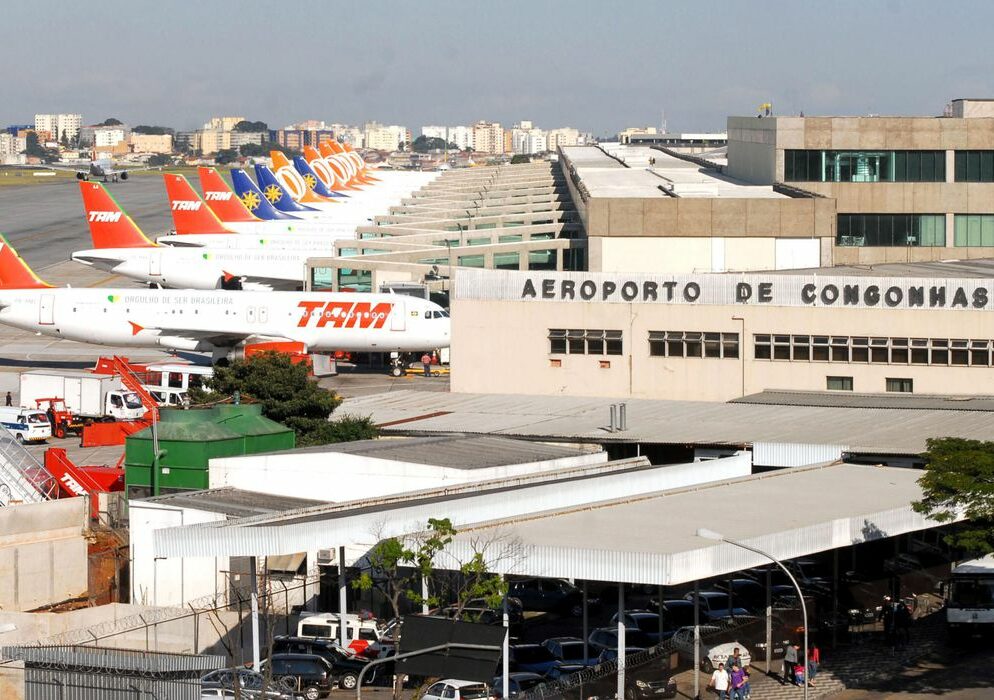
xmin=111 ymin=355 xmax=159 ymax=421
xmin=0 ymin=434 xmax=58 ymax=505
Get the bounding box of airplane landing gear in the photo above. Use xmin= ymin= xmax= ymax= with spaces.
xmin=389 ymin=352 xmax=404 ymax=377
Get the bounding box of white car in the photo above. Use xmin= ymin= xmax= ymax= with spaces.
xmin=669 ymin=626 xmax=751 ymax=673
xmin=422 ymin=679 xmax=494 ymax=700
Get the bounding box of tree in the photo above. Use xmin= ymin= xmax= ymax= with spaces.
xmin=411 ymin=136 xmax=448 ymax=153
xmin=147 ymin=154 xmax=172 ymax=167
xmin=214 ymin=148 xmax=239 ymax=165
xmin=189 ymin=351 xmax=377 ymax=447
xmin=59 ymin=132 xmax=70 ymax=149
xmin=22 ymin=131 xmax=58 ymax=162
xmin=132 ymin=125 xmax=174 ymax=135
xmin=233 ymin=120 xmax=269 ymax=133
xmin=239 ymin=143 xmax=265 ymax=158
xmin=510 ymin=154 xmax=531 ymax=164
xmin=914 ymin=437 xmax=994 ymax=554
xmin=100 ymin=117 xmax=123 ymax=126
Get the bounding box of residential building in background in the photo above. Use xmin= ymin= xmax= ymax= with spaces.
xmin=547 ymin=127 xmax=582 ymax=150
xmin=33 ymin=113 xmax=82 ymax=143
xmin=511 ymin=121 xmax=548 ymax=155
xmin=472 ymin=120 xmax=504 ymax=154
xmin=364 ymin=122 xmax=410 ymax=151
xmin=448 ymin=125 xmax=473 ymax=150
xmin=204 ymin=116 xmax=245 ymax=132
xmin=330 ymin=124 xmax=364 ymax=147
xmin=421 ymin=125 xmax=448 ymax=140
xmin=275 ymin=127 xmax=336 ymax=151
xmin=0 ymin=132 xmax=27 ymax=164
xmin=128 ymin=133 xmax=173 ymax=154
xmin=93 ymin=126 xmax=127 ymax=148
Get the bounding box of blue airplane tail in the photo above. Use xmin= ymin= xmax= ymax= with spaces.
xmin=293 ymin=156 xmax=347 ymax=198
xmin=229 ymin=169 xmax=299 ymax=220
xmin=254 ymin=164 xmax=316 ymax=213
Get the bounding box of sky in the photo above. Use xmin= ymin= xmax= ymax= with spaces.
xmin=4 ymin=0 xmax=994 ymax=137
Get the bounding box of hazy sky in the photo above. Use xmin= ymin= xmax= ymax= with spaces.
xmin=4 ymin=0 xmax=993 ymax=136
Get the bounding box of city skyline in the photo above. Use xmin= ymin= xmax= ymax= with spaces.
xmin=5 ymin=0 xmax=993 ymax=136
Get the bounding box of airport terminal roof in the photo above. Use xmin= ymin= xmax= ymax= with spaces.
xmin=141 ymin=487 xmax=324 ymax=518
xmin=764 ymin=258 xmax=994 ymax=279
xmin=581 ymin=144 xmax=786 ymax=199
xmin=252 ymin=434 xmax=600 ymax=470
xmin=340 ymin=389 xmax=994 ymax=455
xmin=735 ymin=389 xmax=994 ymax=412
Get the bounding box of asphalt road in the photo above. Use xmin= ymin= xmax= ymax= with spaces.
xmin=0 ymin=174 xmax=174 ymax=271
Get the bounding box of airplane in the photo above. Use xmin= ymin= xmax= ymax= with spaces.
xmin=11 ymin=158 xmax=146 ymax=182
xmin=269 ymin=150 xmax=341 ymax=206
xmin=0 ymin=233 xmax=450 ymax=367
xmin=156 ymin=174 xmax=356 ymax=249
xmin=73 ymin=181 xmax=332 ymax=290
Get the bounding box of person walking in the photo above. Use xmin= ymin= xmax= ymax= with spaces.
xmin=783 ymin=643 xmax=798 ymax=685
xmin=727 ymin=648 xmax=749 ymax=699
xmin=421 ymin=352 xmax=432 ymax=377
xmin=807 ymin=643 xmax=820 ymax=685
xmin=4 ymin=391 xmax=11 ymax=407
xmin=729 ymin=663 xmax=748 ymax=700
xmin=880 ymin=595 xmax=896 ymax=643
xmin=707 ymin=661 xmax=730 ymax=700
xmin=895 ymin=600 xmax=912 ymax=647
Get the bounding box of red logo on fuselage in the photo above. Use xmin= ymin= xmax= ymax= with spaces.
xmin=297 ymin=301 xmax=393 ymax=329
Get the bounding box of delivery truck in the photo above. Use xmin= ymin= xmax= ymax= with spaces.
xmin=19 ymin=370 xmax=145 ymax=422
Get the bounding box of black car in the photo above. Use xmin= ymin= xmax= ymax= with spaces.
xmin=258 ymin=654 xmax=334 ymax=699
xmin=587 ymin=627 xmax=654 ymax=654
xmin=271 ymin=637 xmax=376 ymax=689
xmin=507 ymin=578 xmax=592 ymax=617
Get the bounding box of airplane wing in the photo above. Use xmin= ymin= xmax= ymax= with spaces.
xmin=226 ymin=273 xmax=300 ymax=292
xmin=131 ymin=323 xmax=299 ymax=349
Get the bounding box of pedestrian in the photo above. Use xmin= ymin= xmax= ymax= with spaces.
xmin=807 ymin=643 xmax=820 ymax=684
xmin=421 ymin=351 xmax=432 ymax=377
xmin=729 ymin=662 xmax=747 ymax=700
xmin=707 ymin=661 xmax=729 ymax=700
xmin=783 ymin=643 xmax=798 ymax=685
xmin=727 ymin=648 xmax=749 ymax=699
xmin=793 ymin=662 xmax=806 ymax=686
xmin=4 ymin=391 xmax=11 ymax=407
xmin=880 ymin=596 xmax=896 ymax=643
xmin=895 ymin=600 xmax=912 ymax=647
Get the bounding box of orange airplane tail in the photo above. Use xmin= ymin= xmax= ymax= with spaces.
xmin=198 ymin=167 xmax=261 ymax=222
xmin=79 ymin=181 xmax=156 ymax=248
xmin=0 ymin=234 xmax=52 ymax=289
xmin=163 ymin=174 xmax=234 ymax=235
xmin=269 ymin=151 xmax=336 ymax=204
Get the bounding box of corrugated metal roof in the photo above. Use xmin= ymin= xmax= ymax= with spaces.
xmin=2 ymin=645 xmax=224 ymax=672
xmin=255 ymin=435 xmax=599 ymax=470
xmin=340 ymin=390 xmax=994 ymax=455
xmin=141 ymin=487 xmax=324 ymax=517
xmin=734 ymin=389 xmax=994 ymax=412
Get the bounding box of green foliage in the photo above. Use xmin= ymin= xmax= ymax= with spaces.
xmin=191 ymin=352 xmax=376 ymax=447
xmin=510 ymin=154 xmax=531 ymax=164
xmin=22 ymin=132 xmax=58 ymax=162
xmin=59 ymin=132 xmax=69 ymax=149
xmin=412 ymin=136 xmax=449 ymax=153
xmin=214 ymin=148 xmax=239 ymax=165
xmin=100 ymin=118 xmax=123 ymax=126
xmin=233 ymin=120 xmax=269 ymax=133
xmin=147 ymin=154 xmax=172 ymax=167
xmin=133 ymin=125 xmax=173 ymax=135
xmin=914 ymin=437 xmax=994 ymax=554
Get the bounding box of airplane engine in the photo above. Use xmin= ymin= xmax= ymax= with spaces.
xmin=225 ymin=340 xmax=310 ymax=364
xmin=76 ymin=172 xmax=88 ymax=181
xmin=119 ymin=171 xmax=128 ymax=181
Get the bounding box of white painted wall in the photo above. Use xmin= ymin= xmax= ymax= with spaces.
xmin=774 ymin=238 xmax=821 ymax=270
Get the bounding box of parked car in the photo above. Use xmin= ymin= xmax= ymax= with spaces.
xmin=587 ymin=627 xmax=654 ymax=654
xmin=465 ymin=596 xmax=525 ymax=626
xmin=712 ymin=614 xmax=792 ymax=661
xmin=610 ymin=610 xmax=669 ymax=644
xmin=564 ymin=651 xmax=676 ymax=700
xmin=200 ymin=668 xmax=295 ymax=698
xmin=491 ymin=672 xmax=548 ymax=699
xmin=271 ymin=636 xmax=376 ymax=688
xmin=646 ymin=599 xmax=697 ymax=632
xmin=669 ymin=626 xmax=751 ymax=674
xmin=507 ymin=578 xmax=594 ymax=617
xmin=542 ymin=636 xmax=599 ymax=667
xmin=683 ymin=592 xmax=751 ymax=621
xmin=421 ymin=679 xmax=494 ymax=700
xmin=508 ymin=644 xmax=559 ymax=675
xmin=436 ymin=605 xmax=504 ymax=625
xmin=257 ymin=654 xmax=335 ymax=699
xmin=713 ymin=579 xmax=767 ymax=613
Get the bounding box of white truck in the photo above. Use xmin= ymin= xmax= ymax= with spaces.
xmin=0 ymin=406 xmax=52 ymax=443
xmin=946 ymin=554 xmax=994 ymax=639
xmin=19 ymin=370 xmax=145 ymax=422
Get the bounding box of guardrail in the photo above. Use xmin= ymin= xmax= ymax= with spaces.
xmin=0 ymin=433 xmax=58 ymax=505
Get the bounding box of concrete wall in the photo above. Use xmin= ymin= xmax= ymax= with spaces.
xmin=726 ymin=116 xmax=780 ymax=183
xmin=0 ymin=498 xmax=88 ymax=612
xmin=591 ymin=237 xmax=820 ymax=273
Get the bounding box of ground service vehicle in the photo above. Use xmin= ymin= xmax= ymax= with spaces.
xmin=0 ymin=407 xmax=52 ymax=443
xmin=297 ymin=613 xmax=385 ymax=657
xmin=946 ymin=554 xmax=994 ymax=639
xmin=421 ymin=679 xmax=492 ymax=700
xmin=20 ymin=370 xmax=144 ymax=421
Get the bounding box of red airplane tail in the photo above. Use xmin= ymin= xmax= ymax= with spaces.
xmin=79 ymin=181 xmax=155 ymax=248
xmin=198 ymin=167 xmax=261 ymax=222
xmin=163 ymin=174 xmax=234 ymax=234
xmin=0 ymin=234 xmax=52 ymax=289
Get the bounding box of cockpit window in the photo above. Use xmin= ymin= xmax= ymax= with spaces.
xmin=428 ymin=310 xmax=450 ymax=319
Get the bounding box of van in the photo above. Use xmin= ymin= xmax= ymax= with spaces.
xmin=297 ymin=613 xmax=384 ymax=657
xmin=0 ymin=407 xmax=53 ymax=443
xmin=145 ymin=387 xmax=189 ymax=408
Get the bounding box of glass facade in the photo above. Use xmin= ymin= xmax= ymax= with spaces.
xmin=954 ymin=215 xmax=994 ymax=247
xmin=954 ymin=151 xmax=994 ymax=182
xmin=836 ymin=214 xmax=944 ymax=247
xmin=784 ymin=150 xmax=945 ymax=182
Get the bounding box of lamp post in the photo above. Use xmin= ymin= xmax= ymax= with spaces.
xmin=696 ymin=528 xmax=807 ymax=700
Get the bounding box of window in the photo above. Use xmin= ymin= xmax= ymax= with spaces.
xmin=755 ymin=334 xmax=994 ymax=367
xmin=650 ymin=331 xmax=739 ymax=358
xmin=549 ymin=329 xmax=622 ymax=355
xmin=837 ymin=214 xmax=945 ymax=247
xmin=785 ymin=149 xmax=945 ymax=182
xmin=886 ymin=378 xmax=914 ymax=393
xmin=954 ymin=215 xmax=994 ymax=247
xmin=827 ymin=376 xmax=853 ymax=391
xmin=954 ymin=151 xmax=994 ymax=182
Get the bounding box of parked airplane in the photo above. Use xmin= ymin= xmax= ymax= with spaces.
xmin=73 ymin=181 xmax=327 ymax=290
xmin=0 ymin=234 xmax=449 ymax=365
xmin=269 ymin=151 xmax=339 ymax=207
xmin=13 ymin=158 xmax=145 ymax=182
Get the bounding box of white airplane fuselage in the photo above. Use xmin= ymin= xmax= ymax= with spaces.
xmin=0 ymin=288 xmax=449 ymax=354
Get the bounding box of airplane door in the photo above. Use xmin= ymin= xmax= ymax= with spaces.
xmin=390 ymin=301 xmax=406 ymax=331
xmin=39 ymin=295 xmax=54 ymax=325
xmin=246 ymin=306 xmax=256 ymax=324
xmin=149 ymin=250 xmax=162 ymax=276
xmin=259 ymin=306 xmax=268 ymax=324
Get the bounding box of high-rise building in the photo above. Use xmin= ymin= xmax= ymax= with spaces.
xmin=0 ymin=133 xmax=27 ymax=164
xmin=204 ymin=116 xmax=246 ymax=131
xmin=364 ymin=122 xmax=410 ymax=151
xmin=34 ymin=113 xmax=82 ymax=143
xmin=547 ymin=127 xmax=581 ymax=151
xmin=421 ymin=126 xmax=448 ymax=140
xmin=472 ymin=121 xmax=504 ymax=154
xmin=512 ymin=122 xmax=549 ymax=155
xmin=93 ymin=127 xmax=127 ymax=148
xmin=129 ymin=133 xmax=173 ymax=154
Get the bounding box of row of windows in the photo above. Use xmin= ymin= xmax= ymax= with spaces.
xmin=648 ymin=331 xmax=740 ymax=358
xmin=836 ymin=214 xmax=945 ymax=247
xmin=548 ymin=329 xmax=623 ymax=355
xmin=827 ymin=376 xmax=913 ymax=393
xmin=784 ymin=150 xmax=946 ymax=183
xmin=954 ymin=151 xmax=994 ymax=182
xmin=755 ymin=335 xmax=994 ymax=366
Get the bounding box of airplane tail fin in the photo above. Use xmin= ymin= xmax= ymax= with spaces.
xmin=253 ymin=164 xmax=315 ymax=213
xmin=269 ymin=151 xmax=335 ymax=204
xmin=229 ymin=168 xmax=299 ymax=221
xmin=0 ymin=234 xmax=52 ymax=289
xmin=303 ymin=146 xmax=346 ymax=192
xmin=79 ymin=181 xmax=155 ymax=248
xmin=317 ymin=142 xmax=362 ymax=189
xmin=344 ymin=142 xmax=380 ymax=181
xmin=198 ymin=167 xmax=262 ymax=223
xmin=163 ymin=174 xmax=234 ymax=235
xmin=291 ymin=155 xmax=344 ymax=198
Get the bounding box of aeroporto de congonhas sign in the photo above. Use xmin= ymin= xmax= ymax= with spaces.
xmin=455 ymin=269 xmax=994 ymax=310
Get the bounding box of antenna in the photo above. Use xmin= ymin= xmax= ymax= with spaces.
xmin=661 ymin=109 xmax=667 ymax=134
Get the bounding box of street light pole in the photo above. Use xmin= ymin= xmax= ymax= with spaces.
xmin=697 ymin=528 xmax=808 ymax=700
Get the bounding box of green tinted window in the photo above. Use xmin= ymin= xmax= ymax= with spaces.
xmin=954 ymin=151 xmax=994 ymax=182
xmin=954 ymin=215 xmax=994 ymax=246
xmin=836 ymin=214 xmax=944 ymax=246
xmin=786 ymin=150 xmax=945 ymax=182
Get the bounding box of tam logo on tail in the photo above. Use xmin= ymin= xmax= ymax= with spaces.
xmin=171 ymin=201 xmax=203 ymax=211
xmin=88 ymin=211 xmax=122 ymax=223
xmin=205 ymin=191 xmax=232 ymax=201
